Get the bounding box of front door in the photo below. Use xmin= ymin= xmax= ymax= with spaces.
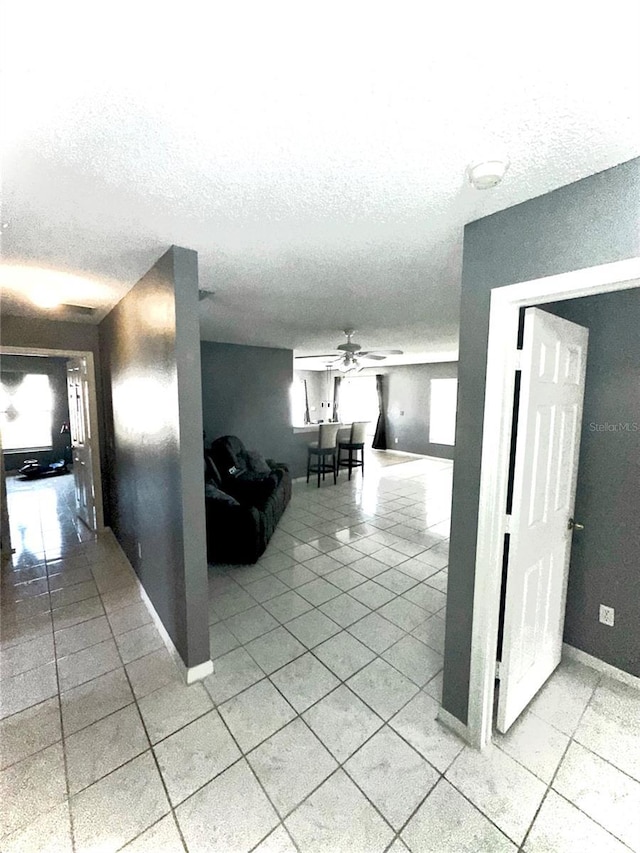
xmin=497 ymin=307 xmax=588 ymax=732
xmin=67 ymin=357 xmax=96 ymax=531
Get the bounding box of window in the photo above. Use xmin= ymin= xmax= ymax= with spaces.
xmin=0 ymin=373 xmax=54 ymax=451
xmin=338 ymin=376 xmax=379 ymax=436
xmin=429 ymin=377 xmax=457 ymax=446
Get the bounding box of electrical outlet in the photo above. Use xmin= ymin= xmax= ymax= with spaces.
xmin=394 ymin=437 xmax=399 ymax=444
xmin=137 ymin=542 xmax=142 ymax=559
xmin=599 ymin=604 xmax=615 ymax=627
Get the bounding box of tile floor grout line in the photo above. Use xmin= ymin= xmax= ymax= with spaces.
xmin=265 ymin=621 xmax=447 ymax=840
xmin=214 ymin=574 xmax=444 ymax=654
xmin=547 ymin=788 xmax=636 ymax=852
xmin=98 ymin=583 xmax=190 ymax=853
xmin=196 ymin=674 xmax=304 ymax=853
xmin=462 ymin=665 xmax=636 ymax=853
xmin=112 ymin=814 xmax=185 ymax=853
xmin=209 ymin=620 xmax=443 ymax=735
xmin=204 ymin=638 xmax=445 ymax=843
xmin=515 ymin=739 xmax=570 ymax=853
xmin=49 ymin=565 xmax=78 ymax=853
xmin=532 ymin=669 xmax=639 ymax=851
xmin=436 ymin=772 xmax=522 ymax=849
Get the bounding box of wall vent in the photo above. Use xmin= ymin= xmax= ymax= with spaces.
xmin=60 ymin=304 xmax=97 ymax=316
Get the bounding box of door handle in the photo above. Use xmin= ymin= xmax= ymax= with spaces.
xmin=568 ymin=518 xmax=584 ymax=531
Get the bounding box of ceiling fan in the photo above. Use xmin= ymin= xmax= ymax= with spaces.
xmin=300 ymin=329 xmax=403 ymax=373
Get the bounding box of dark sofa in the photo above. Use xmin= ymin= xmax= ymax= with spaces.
xmin=204 ymin=435 xmax=292 ymax=564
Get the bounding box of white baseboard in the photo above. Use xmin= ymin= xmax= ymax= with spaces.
xmin=185 ymin=659 xmax=215 ymax=684
xmin=105 ymin=529 xmax=214 ymax=685
xmin=562 ymin=643 xmax=640 ymax=690
xmin=437 ymin=706 xmax=471 ymax=743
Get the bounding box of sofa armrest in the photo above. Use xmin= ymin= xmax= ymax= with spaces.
xmin=205 ymin=498 xmax=264 ymax=564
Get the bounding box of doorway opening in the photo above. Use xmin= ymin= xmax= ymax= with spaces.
xmin=1 ymin=346 xmax=104 ymax=566
xmin=467 ymin=257 xmax=640 ymax=749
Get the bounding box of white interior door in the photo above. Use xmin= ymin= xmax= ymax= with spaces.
xmin=497 ymin=307 xmax=588 ymax=733
xmin=67 ymin=357 xmax=96 ymax=531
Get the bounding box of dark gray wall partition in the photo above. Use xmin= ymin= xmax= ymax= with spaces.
xmin=1 ymin=354 xmax=71 ymax=470
xmin=201 ymin=341 xmax=296 ymax=468
xmin=100 ymin=246 xmax=209 ymax=669
xmin=443 ymin=157 xmax=640 ymax=725
xmin=541 ymin=290 xmax=640 ymax=676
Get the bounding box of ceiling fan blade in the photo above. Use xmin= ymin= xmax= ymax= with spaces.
xmin=295 ymin=354 xmax=340 ymax=359
xmin=360 ymin=354 xmax=387 ymax=361
xmin=358 ymin=349 xmax=404 ymax=356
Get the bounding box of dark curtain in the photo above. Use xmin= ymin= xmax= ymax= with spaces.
xmin=303 ymin=379 xmax=311 ymax=425
xmin=332 ymin=376 xmax=341 ymax=422
xmin=372 ymin=374 xmax=387 ymax=449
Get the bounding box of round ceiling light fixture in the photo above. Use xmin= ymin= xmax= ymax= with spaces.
xmin=30 ymin=286 xmax=62 ymax=308
xmin=467 ymin=156 xmax=510 ymax=190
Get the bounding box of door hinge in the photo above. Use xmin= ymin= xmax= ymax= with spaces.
xmin=504 ymin=514 xmax=511 ymax=534
xmin=514 ymin=350 xmax=522 ymax=370
xmin=495 ymin=660 xmax=501 ymax=680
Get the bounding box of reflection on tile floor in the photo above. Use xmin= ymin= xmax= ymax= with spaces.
xmin=1 ymin=462 xmax=639 ymax=852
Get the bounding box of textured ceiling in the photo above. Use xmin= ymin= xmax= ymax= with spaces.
xmin=1 ymin=1 xmax=639 ymax=362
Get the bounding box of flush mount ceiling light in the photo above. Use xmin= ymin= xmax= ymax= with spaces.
xmin=2 ymin=265 xmax=108 ymax=312
xmin=467 ymin=156 xmax=510 ymax=190
xmin=30 ymin=287 xmax=62 ymax=308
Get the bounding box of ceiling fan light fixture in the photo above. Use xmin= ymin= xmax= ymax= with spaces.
xmin=467 ymin=156 xmax=510 ymax=190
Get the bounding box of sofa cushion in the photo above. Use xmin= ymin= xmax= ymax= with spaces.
xmin=205 ymin=482 xmax=240 ymax=506
xmin=245 ymin=450 xmax=272 ymax=476
xmin=224 ymin=471 xmax=279 ymax=508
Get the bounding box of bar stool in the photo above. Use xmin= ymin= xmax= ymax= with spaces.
xmin=307 ymin=422 xmax=341 ymax=487
xmin=337 ymin=421 xmax=367 ymax=480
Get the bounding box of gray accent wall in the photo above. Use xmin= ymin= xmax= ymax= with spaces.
xmin=443 ymin=157 xmax=640 ymax=725
xmin=541 ymin=290 xmax=640 ymax=676
xmin=100 ymin=246 xmax=209 ymax=669
xmin=1 ymin=355 xmax=71 ymax=471
xmin=201 ymin=341 xmax=296 ymax=468
xmin=370 ymin=362 xmax=457 ymax=459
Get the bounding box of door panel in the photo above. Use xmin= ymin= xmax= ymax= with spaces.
xmin=497 ymin=308 xmax=588 ymax=733
xmin=67 ymin=358 xmax=96 ymax=531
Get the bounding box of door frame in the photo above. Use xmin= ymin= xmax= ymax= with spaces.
xmin=0 ymin=345 xmax=105 ymax=532
xmin=468 ymin=256 xmax=640 ymax=749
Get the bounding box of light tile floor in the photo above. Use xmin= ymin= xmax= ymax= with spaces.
xmin=1 ymin=462 xmax=639 ymax=852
